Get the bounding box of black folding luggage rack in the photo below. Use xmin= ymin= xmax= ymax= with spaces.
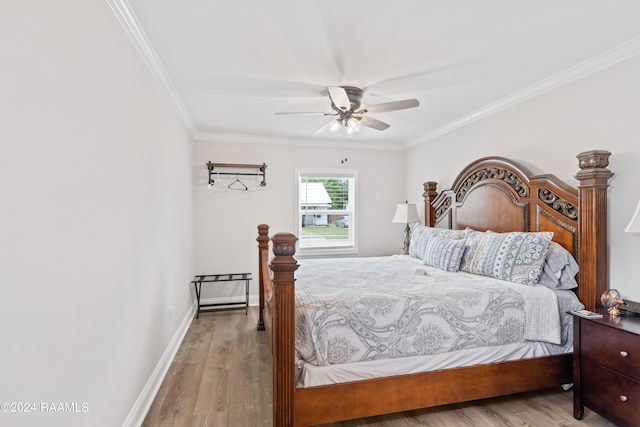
xmin=191 ymin=273 xmax=251 ymax=319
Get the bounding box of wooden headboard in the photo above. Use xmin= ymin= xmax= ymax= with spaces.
xmin=422 ymin=151 xmax=613 ymax=310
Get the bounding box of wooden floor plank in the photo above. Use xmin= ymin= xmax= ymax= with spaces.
xmin=143 ymin=307 xmax=614 ymax=426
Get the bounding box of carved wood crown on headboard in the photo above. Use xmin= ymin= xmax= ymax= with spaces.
xmin=423 ymin=156 xmax=580 ymax=254
xmin=422 ymin=151 xmax=613 ymax=310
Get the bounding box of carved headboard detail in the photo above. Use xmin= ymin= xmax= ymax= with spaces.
xmin=422 ymin=151 xmax=613 ymax=309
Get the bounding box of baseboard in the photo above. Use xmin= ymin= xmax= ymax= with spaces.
xmin=122 ymin=303 xmax=196 ymax=427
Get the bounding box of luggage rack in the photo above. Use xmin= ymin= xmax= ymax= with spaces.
xmin=191 ymin=273 xmax=251 ymax=319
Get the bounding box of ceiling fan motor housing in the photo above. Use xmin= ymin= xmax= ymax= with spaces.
xmin=330 ymin=86 xmax=363 ymax=112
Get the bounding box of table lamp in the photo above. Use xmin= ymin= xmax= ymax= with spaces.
xmin=392 ymin=201 xmax=421 ymax=254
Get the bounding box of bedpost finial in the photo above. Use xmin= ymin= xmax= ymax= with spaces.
xmin=577 ymin=150 xmax=611 ymax=170
xmin=575 ymin=150 xmax=614 ymax=185
xmin=271 ymin=232 xmax=298 ymax=257
xmin=423 ymin=181 xmax=437 ymax=196
xmin=270 ymin=232 xmax=299 ymax=278
xmin=257 ymin=224 xmax=270 ymax=247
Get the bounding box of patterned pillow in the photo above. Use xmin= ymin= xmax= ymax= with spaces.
xmin=430 ymin=228 xmax=466 ymax=240
xmin=459 ymin=228 xmax=485 ymax=272
xmin=460 ymin=230 xmax=554 ymax=285
xmin=408 ymin=224 xmax=428 ymax=258
xmin=422 ymin=236 xmax=466 ymax=272
xmin=409 ymin=225 xmax=465 ymax=259
xmin=537 ymin=241 xmax=579 ymax=289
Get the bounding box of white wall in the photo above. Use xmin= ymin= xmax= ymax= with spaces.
xmin=405 ymin=55 xmax=640 ymax=302
xmin=0 ymin=2 xmax=194 ymax=426
xmin=193 ymin=141 xmax=405 ymax=301
xmin=3 ymin=2 xmax=638 ymax=425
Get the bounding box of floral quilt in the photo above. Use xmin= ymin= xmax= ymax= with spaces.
xmin=295 ymin=256 xmax=561 ymax=367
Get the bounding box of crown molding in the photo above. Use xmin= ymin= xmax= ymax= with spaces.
xmin=105 ymin=0 xmax=198 ymax=136
xmin=106 ymin=1 xmax=640 ymax=151
xmin=404 ymin=36 xmax=640 ymax=149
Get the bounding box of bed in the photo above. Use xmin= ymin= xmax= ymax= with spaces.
xmin=257 ymin=150 xmax=613 ymax=426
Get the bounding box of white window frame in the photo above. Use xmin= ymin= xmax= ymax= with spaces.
xmin=295 ymin=168 xmax=357 ymax=256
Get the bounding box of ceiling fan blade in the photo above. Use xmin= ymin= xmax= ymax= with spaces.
xmin=358 ymin=99 xmax=419 ymax=114
xmin=314 ymin=119 xmax=341 ymax=134
xmin=275 ymin=112 xmax=336 ymax=115
xmin=328 ymin=86 xmax=351 ymax=111
xmin=358 ymin=116 xmax=390 ymax=131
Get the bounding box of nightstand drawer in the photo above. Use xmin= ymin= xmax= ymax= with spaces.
xmin=582 ymin=359 xmax=640 ymax=426
xmin=581 ymin=321 xmax=640 ymax=378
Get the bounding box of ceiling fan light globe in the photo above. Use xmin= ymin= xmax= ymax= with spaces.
xmin=347 ymin=117 xmax=361 ymax=132
xmin=329 ymin=120 xmax=341 ymax=133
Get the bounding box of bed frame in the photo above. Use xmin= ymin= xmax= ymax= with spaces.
xmin=257 ymin=150 xmax=613 ymax=426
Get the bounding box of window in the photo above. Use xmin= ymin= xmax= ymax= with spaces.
xmin=296 ymin=169 xmax=357 ymax=255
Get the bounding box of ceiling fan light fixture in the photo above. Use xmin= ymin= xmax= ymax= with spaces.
xmin=328 ymin=120 xmax=342 ymax=133
xmin=276 ymin=85 xmax=418 ymax=136
xmin=346 ymin=117 xmax=361 ymax=134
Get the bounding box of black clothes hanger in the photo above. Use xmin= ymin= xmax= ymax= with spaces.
xmin=228 ymin=174 xmax=248 ymax=191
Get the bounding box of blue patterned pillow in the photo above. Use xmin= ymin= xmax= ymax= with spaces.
xmin=422 ymin=236 xmax=466 ymax=272
xmin=460 ymin=230 xmax=554 ymax=285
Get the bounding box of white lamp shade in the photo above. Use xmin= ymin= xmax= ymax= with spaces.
xmin=392 ymin=203 xmax=421 ymax=224
xmin=626 ymin=199 xmax=640 ymax=232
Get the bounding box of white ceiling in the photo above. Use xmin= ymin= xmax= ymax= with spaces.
xmin=117 ymin=0 xmax=640 ymax=149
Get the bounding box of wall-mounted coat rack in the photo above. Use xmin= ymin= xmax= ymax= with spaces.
xmin=206 ymin=162 xmax=267 ymax=190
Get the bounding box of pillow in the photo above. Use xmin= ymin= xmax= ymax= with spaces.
xmin=537 ymin=241 xmax=579 ymax=289
xmin=422 ymin=236 xmax=466 ymax=272
xmin=408 ymin=225 xmax=465 ymax=259
xmin=431 ymin=228 xmax=466 ymax=240
xmin=408 ymin=224 xmax=428 ymax=258
xmin=458 ymin=228 xmax=485 ymax=271
xmin=460 ymin=230 xmax=554 ymax=285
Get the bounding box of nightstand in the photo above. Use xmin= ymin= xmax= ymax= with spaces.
xmin=572 ymin=309 xmax=640 ymax=426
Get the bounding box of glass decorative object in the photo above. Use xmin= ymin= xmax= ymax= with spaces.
xmin=600 ymin=289 xmax=624 ymax=316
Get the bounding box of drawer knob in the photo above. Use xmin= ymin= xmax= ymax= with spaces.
xmin=619 ymin=350 xmax=629 ymax=357
xmin=620 ymin=395 xmax=628 ymax=402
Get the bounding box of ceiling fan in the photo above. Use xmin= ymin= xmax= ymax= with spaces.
xmin=275 ymin=86 xmax=419 ymax=135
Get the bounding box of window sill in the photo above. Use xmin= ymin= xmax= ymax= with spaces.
xmin=297 ymin=246 xmax=357 ymax=258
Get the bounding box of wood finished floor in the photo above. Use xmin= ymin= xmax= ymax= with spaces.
xmin=143 ymin=307 xmax=615 ymax=427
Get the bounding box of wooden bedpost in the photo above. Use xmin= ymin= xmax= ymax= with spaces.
xmin=256 ymin=224 xmax=270 ymax=331
xmin=423 ymin=181 xmax=438 ymax=226
xmin=575 ymin=150 xmax=613 ymax=310
xmin=270 ymin=232 xmax=299 ymax=426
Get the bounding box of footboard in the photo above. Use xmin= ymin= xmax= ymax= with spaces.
xmin=257 ymin=225 xmax=298 ymax=426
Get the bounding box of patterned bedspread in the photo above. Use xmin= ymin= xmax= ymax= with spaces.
xmin=295 ymin=256 xmax=561 ymax=367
